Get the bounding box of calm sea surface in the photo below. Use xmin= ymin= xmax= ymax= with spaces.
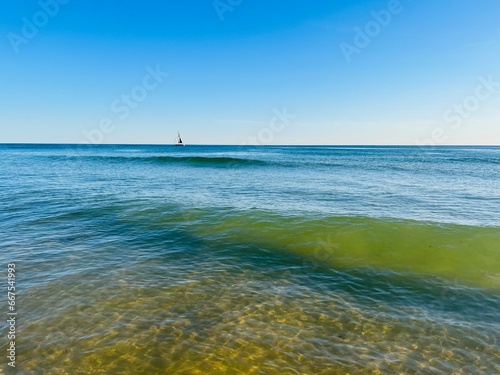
xmin=0 ymin=144 xmax=499 ymax=374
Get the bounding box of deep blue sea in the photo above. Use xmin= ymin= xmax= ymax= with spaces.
xmin=1 ymin=144 xmax=499 ymax=374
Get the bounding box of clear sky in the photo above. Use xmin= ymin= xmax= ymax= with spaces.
xmin=1 ymin=0 xmax=499 ymax=145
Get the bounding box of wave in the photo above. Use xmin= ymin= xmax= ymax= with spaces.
xmin=445 ymin=156 xmax=500 ymax=165
xmin=142 ymin=155 xmax=268 ymax=167
xmin=99 ymin=204 xmax=500 ymax=290
xmin=25 ymin=198 xmax=500 ymax=289
xmin=175 ymin=209 xmax=500 ymax=289
xmin=47 ymin=155 xmax=269 ymax=167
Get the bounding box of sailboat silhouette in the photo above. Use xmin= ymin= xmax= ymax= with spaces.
xmin=174 ymin=132 xmax=185 ymax=146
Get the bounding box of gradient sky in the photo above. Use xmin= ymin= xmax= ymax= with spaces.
xmin=1 ymin=0 xmax=499 ymax=145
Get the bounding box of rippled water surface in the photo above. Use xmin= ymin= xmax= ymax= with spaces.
xmin=0 ymin=144 xmax=499 ymax=374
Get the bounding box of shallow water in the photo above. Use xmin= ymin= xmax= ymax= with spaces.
xmin=0 ymin=144 xmax=499 ymax=374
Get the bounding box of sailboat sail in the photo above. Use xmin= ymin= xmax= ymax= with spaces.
xmin=174 ymin=132 xmax=185 ymax=146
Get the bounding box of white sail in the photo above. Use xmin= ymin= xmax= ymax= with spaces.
xmin=174 ymin=132 xmax=185 ymax=146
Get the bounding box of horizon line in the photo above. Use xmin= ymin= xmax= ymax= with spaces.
xmin=1 ymin=143 xmax=499 ymax=147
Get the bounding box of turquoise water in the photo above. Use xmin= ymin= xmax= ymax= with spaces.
xmin=0 ymin=144 xmax=499 ymax=374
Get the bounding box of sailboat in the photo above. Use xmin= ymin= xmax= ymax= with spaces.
xmin=174 ymin=131 xmax=185 ymax=146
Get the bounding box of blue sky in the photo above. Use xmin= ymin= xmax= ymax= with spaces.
xmin=1 ymin=0 xmax=499 ymax=144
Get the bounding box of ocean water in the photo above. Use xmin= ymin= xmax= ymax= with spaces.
xmin=0 ymin=144 xmax=499 ymax=374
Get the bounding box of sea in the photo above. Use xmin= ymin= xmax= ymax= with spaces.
xmin=0 ymin=144 xmax=499 ymax=374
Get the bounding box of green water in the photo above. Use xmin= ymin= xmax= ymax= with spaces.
xmin=193 ymin=211 xmax=500 ymax=289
